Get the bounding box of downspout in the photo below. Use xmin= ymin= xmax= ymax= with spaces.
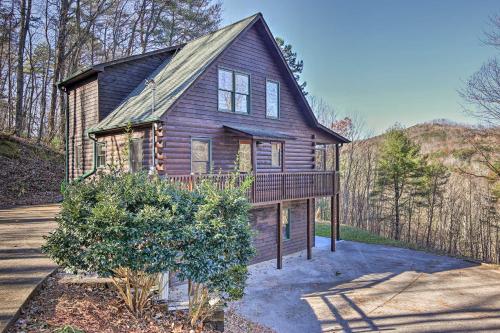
xmin=336 ymin=143 xmax=343 ymax=241
xmin=63 ymin=87 xmax=69 ymax=183
xmin=61 ymin=85 xmax=97 ymax=183
xmin=152 ymin=122 xmax=156 ymax=171
xmin=76 ymin=132 xmax=97 ymax=182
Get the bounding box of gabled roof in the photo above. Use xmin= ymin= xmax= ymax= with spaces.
xmin=74 ymin=12 xmax=350 ymax=143
xmin=58 ymin=46 xmax=182 ymax=88
xmin=89 ymin=13 xmax=261 ymax=133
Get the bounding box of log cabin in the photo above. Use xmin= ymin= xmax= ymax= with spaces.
xmin=58 ymin=13 xmax=350 ymax=269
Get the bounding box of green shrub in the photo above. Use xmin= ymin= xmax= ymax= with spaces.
xmin=452 ymin=148 xmax=475 ymax=161
xmin=43 ymin=171 xmax=255 ymax=322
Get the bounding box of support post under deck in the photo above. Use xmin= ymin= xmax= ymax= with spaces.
xmin=277 ymin=202 xmax=283 ymax=269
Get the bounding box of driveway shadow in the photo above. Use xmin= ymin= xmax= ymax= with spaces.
xmin=234 ymin=240 xmax=500 ymax=333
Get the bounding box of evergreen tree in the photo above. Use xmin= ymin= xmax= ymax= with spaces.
xmin=374 ymin=125 xmax=424 ymax=240
xmin=275 ymin=36 xmax=307 ymax=95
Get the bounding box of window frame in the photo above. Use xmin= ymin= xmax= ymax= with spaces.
xmin=265 ymin=79 xmax=280 ymax=119
xmin=96 ymin=142 xmax=106 ymax=168
xmin=217 ymin=67 xmax=251 ymax=114
xmin=271 ymin=142 xmax=282 ymax=168
xmin=129 ymin=138 xmax=144 ymax=173
xmin=191 ymin=138 xmax=212 ymax=174
xmin=282 ymin=207 xmax=291 ymax=240
xmin=315 ymin=144 xmax=327 ymax=171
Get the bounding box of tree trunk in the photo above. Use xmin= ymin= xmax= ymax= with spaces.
xmin=14 ymin=0 xmax=32 ymax=135
xmin=48 ymin=0 xmax=70 ymax=140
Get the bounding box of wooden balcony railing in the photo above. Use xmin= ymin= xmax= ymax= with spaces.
xmin=165 ymin=171 xmax=339 ymax=204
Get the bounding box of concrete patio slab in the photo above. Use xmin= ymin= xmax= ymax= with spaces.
xmin=0 ymin=204 xmax=59 ymax=332
xmin=232 ymin=237 xmax=500 ymax=333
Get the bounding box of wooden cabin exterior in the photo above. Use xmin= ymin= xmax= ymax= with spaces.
xmin=59 ymin=13 xmax=349 ymax=268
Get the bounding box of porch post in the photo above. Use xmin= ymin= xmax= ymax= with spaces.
xmin=335 ymin=144 xmax=341 ymax=241
xmin=330 ymin=195 xmax=336 ymax=252
xmin=307 ymin=198 xmax=312 ymax=259
xmin=251 ymin=139 xmax=257 ymax=202
xmin=277 ymin=201 xmax=283 ymax=269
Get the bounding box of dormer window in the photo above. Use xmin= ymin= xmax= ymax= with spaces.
xmin=218 ymin=68 xmax=249 ymax=114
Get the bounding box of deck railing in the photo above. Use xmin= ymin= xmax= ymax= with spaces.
xmin=165 ymin=171 xmax=339 ymax=204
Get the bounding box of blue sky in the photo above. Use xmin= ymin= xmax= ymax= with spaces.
xmin=222 ymin=0 xmax=500 ymax=134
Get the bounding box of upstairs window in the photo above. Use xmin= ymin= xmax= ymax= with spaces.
xmin=218 ymin=69 xmax=249 ymax=114
xmin=96 ymin=142 xmax=106 ymax=168
xmin=192 ymin=138 xmax=211 ymax=174
xmin=266 ymin=80 xmax=279 ymax=118
xmin=238 ymin=140 xmax=252 ymax=173
xmin=271 ymin=142 xmax=282 ymax=168
xmin=129 ymin=138 xmax=143 ymax=173
xmin=315 ymin=144 xmax=326 ymax=170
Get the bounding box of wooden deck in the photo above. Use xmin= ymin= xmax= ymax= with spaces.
xmin=166 ymin=171 xmax=339 ymax=205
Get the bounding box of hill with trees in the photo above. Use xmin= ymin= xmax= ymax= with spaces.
xmin=339 ymin=121 xmax=499 ymax=264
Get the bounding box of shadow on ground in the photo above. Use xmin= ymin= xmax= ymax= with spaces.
xmin=232 ymin=239 xmax=500 ymax=333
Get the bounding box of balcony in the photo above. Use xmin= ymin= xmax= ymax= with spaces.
xmin=166 ymin=171 xmax=340 ymax=205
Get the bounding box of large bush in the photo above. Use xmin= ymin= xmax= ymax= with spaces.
xmin=43 ymin=171 xmax=255 ymax=320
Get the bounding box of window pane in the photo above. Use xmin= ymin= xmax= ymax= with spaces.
xmin=271 ymin=142 xmax=281 ymax=167
xmin=192 ymin=161 xmax=208 ymax=174
xmin=218 ymin=69 xmax=233 ymax=91
xmin=192 ymin=140 xmax=209 ymax=161
xmin=97 ymin=143 xmax=105 ymax=167
xmin=238 ymin=142 xmax=252 ymax=172
xmin=130 ymin=140 xmax=143 ymax=172
xmin=235 ymin=73 xmax=249 ymax=94
xmin=315 ymin=146 xmax=325 ymax=171
xmin=192 ymin=139 xmax=210 ymax=174
xmin=283 ymin=208 xmax=291 ymax=240
xmin=218 ymin=90 xmax=232 ymax=111
xmin=235 ymin=93 xmax=248 ymax=113
xmin=266 ymin=81 xmax=279 ymax=118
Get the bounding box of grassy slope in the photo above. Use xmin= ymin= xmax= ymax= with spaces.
xmin=315 ymin=222 xmax=413 ymax=248
xmin=0 ymin=135 xmax=64 ymax=207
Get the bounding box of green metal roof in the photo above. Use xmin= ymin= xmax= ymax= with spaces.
xmin=90 ymin=13 xmax=260 ymax=133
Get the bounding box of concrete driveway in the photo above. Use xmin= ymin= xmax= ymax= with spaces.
xmin=0 ymin=204 xmax=59 ymax=332
xmin=233 ymin=237 xmax=500 ymax=333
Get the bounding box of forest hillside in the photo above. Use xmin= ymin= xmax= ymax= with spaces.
xmin=339 ymin=121 xmax=499 ymax=264
xmin=0 ymin=135 xmax=63 ymax=207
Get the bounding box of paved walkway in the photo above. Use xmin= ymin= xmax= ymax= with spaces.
xmin=233 ymin=237 xmax=500 ymax=333
xmin=0 ymin=204 xmax=59 ymax=332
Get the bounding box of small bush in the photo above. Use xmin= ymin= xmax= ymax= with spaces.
xmin=452 ymin=148 xmax=476 ymax=161
xmin=43 ymin=171 xmax=255 ymax=323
